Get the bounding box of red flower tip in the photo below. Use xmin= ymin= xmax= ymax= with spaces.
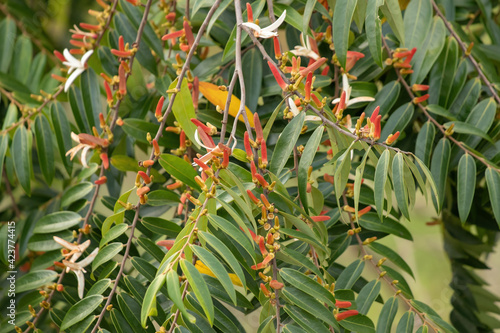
xmin=118 ymin=63 xmax=126 ymax=95
xmin=299 ymin=57 xmax=327 ymax=77
xmin=100 ymin=152 xmax=109 ymax=169
xmin=273 ymin=37 xmax=281 ymax=58
xmin=260 ymin=140 xmax=268 ymax=165
xmin=269 ymin=280 xmax=284 ymax=290
xmin=311 ymin=216 xmax=330 ymax=222
xmin=256 ymin=174 xmax=269 ymax=188
xmin=137 ymin=186 xmax=150 ymax=196
xmin=305 ymin=72 xmax=313 ymax=102
xmin=246 ymin=3 xmax=253 ymax=22
xmin=268 ymin=61 xmax=287 ymax=90
xmin=183 ymin=21 xmax=194 ymax=48
xmin=157 ymin=239 xmax=175 ymax=249
xmin=155 ymin=96 xmax=165 ymax=118
xmin=345 ymin=51 xmax=365 ymax=72
xmin=336 ymin=91 xmax=346 ymax=116
xmin=244 ymin=131 xmax=254 ymax=160
xmin=385 ymin=131 xmax=400 ymax=145
xmin=258 ymin=237 xmax=268 ymax=256
xmin=192 ymin=118 xmax=211 ymax=134
xmin=370 ymin=106 xmax=380 ymax=123
xmin=94 ymin=176 xmax=107 ymax=185
xmin=193 ymin=158 xmax=210 ymax=171
xmin=413 ymin=94 xmax=429 ymax=104
xmin=250 ymin=160 xmax=258 ymax=180
xmin=137 ymin=171 xmax=151 ymax=184
xmin=373 ymin=115 xmax=381 ymax=140
xmin=104 ymin=81 xmax=113 ymax=103
xmin=54 ymin=50 xmax=66 ymax=62
xmin=80 ymin=22 xmax=101 ymax=31
xmin=321 ymin=65 xmax=330 ymax=76
xmin=335 ymin=300 xmax=352 ymax=308
xmin=247 ymin=190 xmax=260 ymax=205
xmin=260 ymin=283 xmax=271 ymax=297
xmin=335 ymin=310 xmax=359 ymax=321
xmin=254 ymin=113 xmax=263 ymax=142
xmin=162 ymin=30 xmax=184 ymax=41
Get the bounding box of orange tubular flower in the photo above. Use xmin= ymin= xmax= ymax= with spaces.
xmin=259 ymin=237 xmax=268 ymax=255
xmin=100 ymin=153 xmax=109 ymax=169
xmin=260 ymin=283 xmax=271 ymax=297
xmin=254 ymin=113 xmax=263 ymax=142
xmin=54 ymin=50 xmax=66 ymax=62
xmin=299 ymin=57 xmax=327 ymax=77
xmin=244 ymin=132 xmax=254 ymax=160
xmin=304 ymin=72 xmax=313 ymax=102
xmin=311 ymin=94 xmax=323 ymax=108
xmin=250 ymin=160 xmax=258 ymax=181
xmin=321 ymin=65 xmax=330 ymax=76
xmin=111 ymin=36 xmax=133 ymax=57
xmin=165 ymin=12 xmax=176 ymax=21
xmin=385 ymin=131 xmax=400 ymax=145
xmin=273 ymin=36 xmax=281 ymax=58
xmin=137 ymin=186 xmax=150 ymax=196
xmin=183 ymin=21 xmax=194 ymax=48
xmin=156 ymin=239 xmax=175 ymax=249
xmin=335 ymin=310 xmax=359 ymax=321
xmin=260 ymin=140 xmax=268 ymax=166
xmin=118 ymin=63 xmax=126 ymax=96
xmin=269 ymin=280 xmax=284 ymax=290
xmin=335 ymin=300 xmax=352 ymax=308
xmin=222 ymin=148 xmax=229 ymax=168
xmin=372 ymin=115 xmax=381 ymax=140
xmin=104 ymin=81 xmax=113 ymax=105
xmin=193 ymin=158 xmax=210 ymax=172
xmin=191 ymin=118 xmax=211 ymax=134
xmin=94 ymin=176 xmax=107 ymax=185
xmin=197 ymin=127 xmax=216 ymax=148
xmin=162 ymin=30 xmax=184 ymax=41
xmin=268 ymin=61 xmax=287 ymax=90
xmin=246 ymin=2 xmax=254 ymax=22
xmin=311 ymin=216 xmax=329 ymax=222
xmin=335 ymin=91 xmax=346 ymax=117
xmin=412 ymin=84 xmax=429 ymax=92
xmin=155 ymin=96 xmax=165 ymax=120
xmin=260 ymin=193 xmax=271 ymax=209
xmin=80 ymin=22 xmax=100 ymax=31
xmin=152 ymin=139 xmax=160 ymax=156
xmin=413 ymin=94 xmax=429 ymax=104
xmin=256 ymin=174 xmax=269 ymax=188
xmin=137 ymin=171 xmax=151 ymax=184
xmin=247 ymin=190 xmax=260 ymax=204
xmin=370 ymin=106 xmax=380 ymax=123
xmin=142 ymin=159 xmax=154 ymax=167
xmin=345 ymin=51 xmax=365 ymax=72
xmin=51 ymin=74 xmax=67 ymax=83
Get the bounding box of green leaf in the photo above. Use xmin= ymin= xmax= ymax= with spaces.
xmin=242 ymin=48 xmax=262 ymax=112
xmin=263 ymin=99 xmax=285 ymax=141
xmin=365 ymin=81 xmax=400 ymax=117
xmin=0 ymin=18 xmax=16 ymax=72
xmin=115 ymin=188 xmax=134 ymax=213
xmin=425 ymin=105 xmax=456 ymax=121
xmin=101 ymin=211 xmax=125 ymax=236
xmin=86 ymin=278 xmax=111 ymax=296
xmin=80 ymin=68 xmax=101 ymax=130
xmin=207 ymin=214 xmax=256 ymax=261
xmin=449 ymin=78 xmax=481 ymax=121
xmin=282 ymin=287 xmax=339 ymax=329
xmin=100 ymin=223 xmax=128 ymax=248
xmin=121 ymin=119 xmax=176 ymax=147
xmin=11 ymin=36 xmax=32 ymax=85
xmin=374 ymin=150 xmax=390 ymax=221
xmin=12 ymin=126 xmax=31 ymax=195
xmin=278 ymin=246 xmax=323 ymax=278
xmin=457 ymin=154 xmax=476 ymax=222
xmin=280 ymin=268 xmax=336 ymax=307
xmin=284 ymin=305 xmax=330 ymax=333
xmin=359 ymin=213 xmax=412 ymax=240
xmin=369 ymin=242 xmax=414 ymax=277
xmin=298 ymin=126 xmax=323 ymax=214
xmin=462 ymin=98 xmax=496 ymax=149
xmin=170 ymin=78 xmax=199 ymax=149
xmin=392 ymin=153 xmax=410 ymax=220
xmin=147 ymin=190 xmax=180 ymax=206
xmin=180 ymin=259 xmax=214 ymax=325
xmin=0 ymin=134 xmax=8 ymax=176
xmin=356 ymin=280 xmax=381 ymax=315
xmin=404 ymin=0 xmax=431 ymax=49
xmin=269 ymin=112 xmax=305 ymax=176
xmin=159 ymin=154 xmax=201 ymax=191
xmin=92 ymin=242 xmax=123 ymax=272
xmin=366 ymin=0 xmax=383 ymax=67
xmin=380 ymin=103 xmax=414 ymax=141
xmin=191 ymin=245 xmax=237 ymax=305
xmin=61 ymin=295 xmax=104 ymax=330
xmin=410 ymin=16 xmax=446 ymax=85
xmin=485 ymin=168 xmax=500 ymax=226
xmin=303 ymin=0 xmax=318 ymax=34
xmin=51 ymin=102 xmax=73 ymax=174
xmin=198 ymin=231 xmax=246 ymax=290
xmin=110 ymin=155 xmax=165 ymax=182
xmin=333 ymin=0 xmax=358 ymax=69
xmin=354 ymin=148 xmax=371 ymax=220
xmin=141 ymin=274 xmax=165 ymax=327
xmin=33 ymin=211 xmax=82 ymax=234
xmin=166 ymin=270 xmax=196 ymax=323
xmin=376 ymin=297 xmax=398 ymax=333
xmin=28 ymin=230 xmax=72 ymax=252
xmin=444 ymin=121 xmax=492 ymax=143
xmin=430 ymin=138 xmax=451 ymax=212
xmin=415 ymin=121 xmax=435 ymax=170
xmin=429 ymin=37 xmax=458 ymax=105
xmin=16 ymin=270 xmax=58 ymax=293
xmin=396 ymin=311 xmax=415 ymax=333
xmin=380 ymin=0 xmax=405 ymax=44
xmin=141 ymin=217 xmax=182 ymax=236
xmin=338 ymin=313 xmax=375 ymax=333
xmin=335 ymin=259 xmax=365 ymax=289
xmin=382 ymin=265 xmax=413 ymax=298
xmin=61 ymin=182 xmax=94 ymax=208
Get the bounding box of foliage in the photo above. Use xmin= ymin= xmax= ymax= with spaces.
xmin=1 ymin=0 xmax=500 ymax=332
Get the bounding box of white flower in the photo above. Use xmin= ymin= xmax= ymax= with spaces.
xmin=54 ymin=237 xmax=91 ymax=270
xmin=62 ymin=48 xmax=93 ymax=92
xmin=62 ymin=248 xmax=99 ymax=298
xmin=288 ymin=98 xmax=322 ymax=122
xmin=291 ymin=33 xmax=320 ymax=60
xmin=241 ymin=10 xmax=286 ymax=38
xmin=65 ymin=132 xmax=93 ymax=168
xmin=192 ymin=130 xmax=237 ymax=168
xmin=331 ymin=74 xmax=375 ymax=108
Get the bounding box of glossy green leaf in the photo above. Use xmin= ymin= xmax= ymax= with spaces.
xmin=457 ymin=154 xmax=476 ymax=223
xmin=485 ymin=168 xmax=500 ymax=226
xmin=50 ymin=102 xmax=73 ymax=174
xmin=0 ymin=18 xmax=16 ymax=72
xmin=333 ymin=0 xmax=358 ymax=69
xmin=359 ymin=213 xmax=412 ymax=240
xmin=13 ymin=126 xmax=32 ymax=195
xmin=92 ymin=242 xmax=123 ymax=272
xmin=280 ymin=268 xmax=336 ymax=307
xmin=278 ymin=245 xmax=323 ymax=278
xmin=166 ymin=270 xmax=196 ymax=323
xmin=60 ymin=295 xmax=104 ymax=330
xmin=396 ymin=311 xmax=415 ymax=333
xmin=369 ymin=242 xmax=414 ymax=277
xmin=159 ymin=153 xmax=201 ymax=191
xmin=365 ymin=81 xmax=400 ymax=117
xmin=376 ymin=297 xmax=398 ymax=333
xmin=462 ymin=98 xmax=496 ymax=149
xmin=374 ymin=150 xmax=391 ymax=221
xmin=0 ymin=134 xmax=8 ymax=178
xmin=284 ymin=305 xmax=330 ymax=333
xmin=336 ymin=259 xmax=365 ymax=289
xmin=61 ymin=182 xmax=94 ymax=208
xmin=170 ymin=78 xmax=199 ymax=149
xmin=191 ymin=245 xmax=237 ymax=305
xmin=141 ymin=274 xmax=165 ymax=327
xmin=269 ymin=112 xmax=305 ymax=176
xmin=449 ymin=78 xmax=481 ymax=121
xmin=34 ymin=114 xmax=55 ymax=185
xmin=242 ymin=48 xmax=262 ymax=112
xmin=380 ymin=103 xmax=414 ymax=148
xmin=430 ymin=138 xmax=451 ymax=212
xmin=428 ymin=37 xmax=458 ymax=105
xmin=366 ymin=0 xmax=383 ymax=67
xmin=404 ymin=0 xmax=431 ymax=49
xmin=380 ymin=0 xmax=405 ymax=44
xmin=80 ymin=68 xmax=101 ymax=130
xmin=86 ymin=278 xmax=111 ymax=296
xmin=28 ymin=230 xmax=72 ymax=252
xmin=100 ymin=223 xmax=128 ymax=248
xmin=141 ymin=217 xmax=182 ymax=236
xmin=354 ymin=147 xmax=371 ymax=220
xmin=356 ymin=280 xmax=381 ymax=315
xmin=415 ymin=121 xmax=435 ymax=169
xmin=16 ymin=270 xmax=58 ymax=293
xmin=180 ymin=259 xmax=214 ymax=325
xmin=11 ymin=36 xmax=32 ymax=85
xmin=425 ymin=105 xmax=456 ymax=121
xmin=298 ymin=125 xmax=323 ymax=214
xmin=338 ymin=313 xmax=375 ymax=333
xmin=392 ymin=153 xmax=410 ymax=220
xmin=207 ymin=214 xmax=256 ymax=261
xmin=101 ymin=211 xmax=125 ymax=236
xmin=33 ymin=211 xmax=82 ymax=234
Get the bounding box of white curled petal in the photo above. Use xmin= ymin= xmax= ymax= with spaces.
xmin=65 ymin=68 xmax=85 ymax=92
xmin=75 ymin=270 xmax=85 ymax=299
xmin=331 ymin=98 xmax=341 ymax=105
xmin=288 ymin=98 xmax=299 ymax=116
xmin=194 ymin=129 xmax=214 ymax=151
xmin=346 ymin=96 xmax=375 ymax=106
xmin=305 ymin=115 xmax=322 ymax=122
xmin=241 ymin=22 xmax=262 ymax=31
xmin=80 ymin=145 xmax=91 ymax=168
xmin=63 ymin=49 xmax=80 ymax=67
xmin=71 ymin=132 xmax=81 ymax=143
xmin=81 ymin=49 xmax=94 ymax=65
xmin=77 ymin=248 xmax=99 ymax=268
xmin=257 ymin=31 xmax=278 ymax=38
xmin=53 ymin=236 xmax=79 ymax=250
xmin=263 ymin=10 xmax=286 ymax=32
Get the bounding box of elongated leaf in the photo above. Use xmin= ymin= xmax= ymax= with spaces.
xmin=141 ymin=217 xmax=182 ymax=236
xmin=396 ymin=311 xmax=415 ymax=333
xmin=33 ymin=211 xmax=82 ymax=234
xmin=280 ymin=268 xmax=336 ymax=307
xmin=242 ymin=48 xmax=262 ymax=112
xmin=404 ymin=0 xmax=431 ymax=49
xmin=426 ymin=105 xmax=456 ymax=120
xmin=16 ymin=270 xmax=58 ymax=293
xmin=12 ymin=126 xmax=31 ymax=195
xmin=430 ymin=138 xmax=451 ymax=212
xmin=359 ymin=213 xmax=412 ymax=240
xmin=0 ymin=18 xmax=16 ymax=72
xmin=380 ymin=0 xmax=405 ymax=44
xmin=298 ymin=126 xmax=323 ymax=214
xmin=335 ymin=259 xmax=365 ymax=289
xmin=269 ymin=112 xmax=305 ymax=176
xmin=86 ymin=278 xmax=111 ymax=296
xmin=284 ymin=305 xmax=330 ymax=333
xmin=34 ymin=115 xmax=54 ymax=185
xmin=415 ymin=121 xmax=435 ymax=170
xmin=457 ymin=154 xmax=476 ymax=222
xmin=92 ymin=242 xmax=123 ymax=272
xmin=365 ymin=81 xmax=400 ymax=117
xmin=376 ymin=297 xmax=398 ymax=333
xmin=357 ymin=280 xmax=381 ymax=315
xmin=380 ymin=103 xmax=414 ymax=141
xmin=485 ymin=168 xmax=500 ymax=226
xmin=354 ymin=147 xmax=371 ymax=220
xmin=170 ymin=78 xmax=199 ymax=149
xmin=191 ymin=245 xmax=237 ymax=305
xmin=0 ymin=134 xmax=8 ymax=175
xmin=462 ymin=98 xmax=496 ymax=149
xmin=333 ymin=0 xmax=358 ymax=69
xmin=369 ymin=242 xmax=414 ymax=277
xmin=100 ymin=223 xmax=129 ymax=248
xmin=444 ymin=121 xmax=492 ymax=143
xmin=207 ymin=214 xmax=255 ymax=260
xmin=11 ymin=36 xmax=32 ymax=85
xmin=429 ymin=37 xmax=458 ymax=105
xmin=392 ymin=153 xmax=410 ymax=220
xmin=449 ymin=78 xmax=481 ymax=121
xmin=374 ymin=150 xmax=390 ymax=221
xmin=61 ymin=182 xmax=94 ymax=208
xmin=180 ymin=259 xmax=214 ymax=325
xmin=80 ymin=68 xmax=101 ymax=130
xmin=278 ymin=246 xmax=323 ymax=277
xmin=338 ymin=313 xmax=375 ymax=333
xmin=51 ymin=102 xmax=72 ymax=174
xmin=61 ymin=295 xmax=104 ymax=330
xmin=166 ymin=270 xmax=196 ymax=323
xmin=159 ymin=154 xmax=201 ymax=191
xmin=366 ymin=0 xmax=383 ymax=67
xmin=141 ymin=274 xmax=165 ymax=327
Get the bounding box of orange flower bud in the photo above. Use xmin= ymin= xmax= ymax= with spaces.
xmin=100 ymin=153 xmax=109 ymax=169
xmin=246 ymin=3 xmax=254 ymax=22
xmin=260 ymin=193 xmax=271 ymax=209
xmin=138 ymin=171 xmax=151 ymax=184
xmin=254 ymin=113 xmax=263 ymax=142
xmin=183 ymin=21 xmax=194 ymax=48
xmin=335 ymin=310 xmax=359 ymax=321
xmin=80 ymin=22 xmax=101 ymax=31
xmin=222 ymin=148 xmax=229 ymax=168
xmin=142 ymin=159 xmax=154 ymax=167
xmin=411 ymin=84 xmax=429 ymax=92
xmin=256 ymin=174 xmax=269 ymax=188
xmin=191 ymin=118 xmax=212 ymax=134
xmin=299 ymin=57 xmax=327 ymax=77
xmin=385 ymin=131 xmax=400 ymax=145
xmin=311 ymin=215 xmax=329 ymax=222
xmin=247 ymin=190 xmax=260 ymax=205
xmin=54 ymin=50 xmax=66 ymax=62
xmin=260 ymin=140 xmax=268 ymax=167
xmin=94 ymin=176 xmax=107 ymax=185
xmin=273 ymin=36 xmax=281 ymax=58
xmin=155 ymin=96 xmax=165 ymax=120
xmin=304 ymin=72 xmax=313 ymax=102
xmin=260 ymin=283 xmax=271 ymax=297
xmin=152 ymin=139 xmax=160 ymax=156
xmin=269 ymin=280 xmax=284 ymax=290
xmin=268 ymin=61 xmax=287 ymax=90
xmin=335 ymin=300 xmax=352 ymax=308
xmin=104 ymin=81 xmax=113 ymax=105
xmin=244 ymin=131 xmax=254 ymax=160
xmin=413 ymin=94 xmax=429 ymax=104
xmin=162 ymin=30 xmax=184 ymax=41
xmin=137 ymin=186 xmax=150 ymax=196
xmin=118 ymin=63 xmax=126 ymax=96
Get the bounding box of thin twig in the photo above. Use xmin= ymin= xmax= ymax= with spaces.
xmin=431 ymin=0 xmax=500 ymax=105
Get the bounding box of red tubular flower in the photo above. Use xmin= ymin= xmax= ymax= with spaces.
xmin=51 ymin=74 xmax=66 ymax=83
xmin=336 ymin=91 xmax=346 ymax=116
xmin=268 ymin=61 xmax=287 ymax=90
xmin=69 ymin=49 xmax=85 ymax=55
xmin=222 ymin=148 xmax=229 ymax=168
xmin=256 ymin=174 xmax=269 ymax=188
xmin=304 ymin=72 xmax=313 ymax=102
xmin=247 ymin=190 xmax=260 ymax=204
xmin=80 ymin=22 xmax=100 ymax=31
xmin=403 ymin=47 xmax=417 ymax=64
xmin=324 ymin=173 xmax=334 ymax=184
xmin=162 ymin=30 xmax=184 ymax=41
xmin=69 ymin=40 xmax=90 ymax=48
xmin=138 ymin=171 xmax=151 ymax=184
xmin=373 ymin=115 xmax=381 ymax=140
xmin=143 ymin=159 xmax=155 ymax=167
xmin=345 ymin=51 xmax=365 ymax=72
xmin=413 ymin=94 xmax=429 ymax=104
xmin=321 ymin=65 xmax=330 ymax=76
xmin=273 ymin=37 xmax=281 ymax=58
xmin=165 ymin=12 xmax=176 ymax=21
xmin=104 ymin=81 xmax=113 ymax=104
xmin=266 ymin=233 xmax=274 ymax=245
xmin=167 ymin=181 xmax=182 ymax=190
xmin=394 ymin=62 xmax=412 ymax=69
xmin=137 ymin=186 xmax=150 ymax=196
xmin=260 ymin=283 xmax=271 ymax=297
xmin=155 ymin=96 xmax=165 ymax=119
xmin=269 ymin=280 xmax=284 ymax=290
xmin=246 ymin=2 xmax=254 ymax=22
xmin=370 ymin=106 xmax=380 ymax=123
xmin=99 ymin=112 xmax=106 ymax=128
xmin=94 ymin=176 xmax=107 ymax=185
xmin=178 ymin=130 xmax=186 ymax=150
xmin=259 ymin=237 xmax=268 ymax=256
xmin=335 ymin=300 xmax=352 ymax=308
xmin=118 ymin=35 xmax=125 ymax=51
xmin=260 ymin=140 xmax=268 ymax=166
xmin=197 ymin=127 xmax=216 ymax=148
xmin=111 ymin=49 xmax=133 ymax=57
xmin=100 ymin=153 xmax=109 ymax=169
xmin=193 ymin=158 xmax=210 ymax=172
xmin=299 ymin=57 xmax=327 ymax=77
xmin=311 ymin=216 xmax=330 ymax=222
xmin=152 ymin=139 xmax=160 ymax=156
xmin=183 ymin=21 xmax=194 ymax=48
xmin=412 ymin=84 xmax=429 ymax=92
xmin=118 ymin=63 xmax=126 ymax=96
xmin=311 ymin=94 xmax=323 ymax=108
xmin=244 ymin=131 xmax=254 ymax=160
xmin=157 ymin=240 xmax=176 ymax=249
xmin=191 ymin=118 xmax=211 ymax=134
xmin=250 ymin=160 xmax=258 ymax=180
xmin=260 ymin=193 xmax=271 ymax=208
xmin=335 ymin=310 xmax=359 ymax=321
xmin=358 ymin=206 xmax=372 ymax=218
xmin=385 ymin=131 xmax=400 ymax=145
xmin=254 ymin=113 xmax=263 ymax=142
